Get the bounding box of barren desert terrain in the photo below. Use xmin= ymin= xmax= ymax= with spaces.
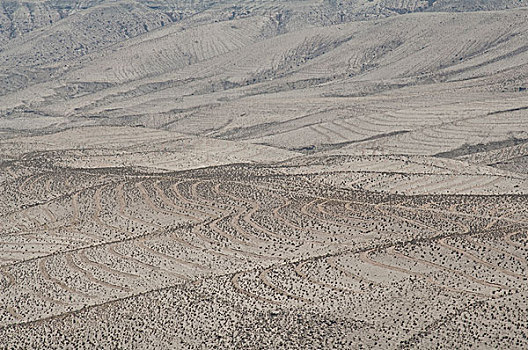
xmin=1 ymin=0 xmax=527 ymax=349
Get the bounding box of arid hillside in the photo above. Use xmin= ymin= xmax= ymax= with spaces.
xmin=1 ymin=1 xmax=527 ymax=349
xmin=1 ymin=1 xmax=527 ymax=157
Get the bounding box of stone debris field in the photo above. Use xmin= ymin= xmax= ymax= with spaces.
xmin=1 ymin=0 xmax=528 ymax=349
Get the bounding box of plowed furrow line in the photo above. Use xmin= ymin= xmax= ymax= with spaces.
xmin=64 ymin=176 xmax=72 ymax=189
xmin=153 ymin=182 xmax=209 ymax=221
xmin=209 ymin=219 xmax=251 ymax=246
xmin=244 ymin=210 xmax=297 ymax=245
xmin=38 ymin=257 xmax=95 ymax=299
xmin=317 ymin=201 xmax=370 ymax=224
xmin=438 ymin=238 xmax=526 ymax=280
xmin=93 ymin=186 xmax=126 ymax=235
xmin=504 ymin=231 xmax=527 ymax=249
xmin=2 ymin=249 xmax=54 ymax=255
xmin=0 ymin=267 xmax=15 ymax=290
xmin=466 ymin=237 xmax=528 ymax=265
xmin=486 ymin=209 xmax=523 ymax=229
xmin=107 ymin=245 xmax=187 ymax=280
xmin=103 ymin=182 xmax=238 ymax=257
xmin=246 ymin=199 xmax=300 ymax=243
xmin=373 ymin=205 xmax=440 ymax=235
xmin=214 ymin=184 xmax=276 ymax=243
xmin=19 ymin=175 xmax=37 ymax=196
xmin=77 ymin=250 xmax=140 ymax=280
xmin=229 ymin=211 xmax=268 ymax=244
xmin=259 ymin=267 xmax=310 ymax=303
xmin=184 ymin=183 xmax=274 ymax=253
xmin=379 ymin=202 xmax=470 ymax=234
xmin=192 ymin=181 xmax=230 ymax=212
xmin=198 ymin=222 xmax=277 ymax=260
xmin=189 ymin=225 xmax=254 ymax=261
xmin=71 ymin=193 xmax=80 ymax=225
xmin=271 ymin=200 xmax=320 ymax=243
xmin=0 ymin=257 xmax=19 ymax=264
xmin=392 ymin=203 xmax=527 ymax=230
xmin=360 ymin=249 xmax=494 ymax=297
xmin=44 ymin=178 xmax=52 ymax=193
xmin=65 ymin=254 xmax=130 ymax=293
xmin=70 ymin=226 xmax=105 ymax=243
xmin=170 ymin=181 xmax=227 ymax=218
xmin=0 ymin=240 xmax=69 ymax=247
xmin=116 ymin=183 xmax=159 ymax=229
xmin=327 ymin=256 xmax=379 ymax=287
xmin=294 ymin=261 xmax=362 ymax=293
xmin=41 ymin=208 xmax=56 ymax=225
xmin=302 ymin=199 xmax=368 ymax=234
xmin=33 ymin=290 xmax=70 ymax=307
xmin=388 ymin=247 xmax=508 ymax=291
xmin=135 ymin=240 xmax=206 ymax=272
xmin=136 ymin=182 xmax=199 ymax=223
xmin=22 ymin=212 xmax=42 ymax=228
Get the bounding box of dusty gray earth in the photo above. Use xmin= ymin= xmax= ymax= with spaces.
xmin=1 ymin=0 xmax=527 ymax=349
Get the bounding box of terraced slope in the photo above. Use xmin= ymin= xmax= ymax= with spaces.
xmin=1 ymin=7 xmax=527 ymax=159
xmin=1 ymin=0 xmax=528 ymax=348
xmin=0 ymin=150 xmax=527 ymax=348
